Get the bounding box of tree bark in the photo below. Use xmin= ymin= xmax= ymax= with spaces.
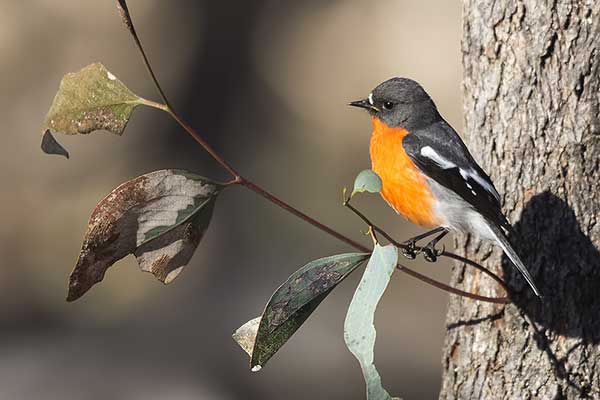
xmin=440 ymin=1 xmax=600 ymax=399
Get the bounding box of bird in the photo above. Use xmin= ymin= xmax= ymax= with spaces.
xmin=349 ymin=77 xmax=541 ymax=298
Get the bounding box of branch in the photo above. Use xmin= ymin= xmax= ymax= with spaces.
xmin=344 ymin=199 xmax=510 ymax=303
xmin=116 ymin=0 xmax=241 ymax=180
xmin=115 ymin=0 xmax=509 ymax=304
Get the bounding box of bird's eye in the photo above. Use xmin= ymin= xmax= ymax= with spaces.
xmin=383 ymin=101 xmax=394 ymax=110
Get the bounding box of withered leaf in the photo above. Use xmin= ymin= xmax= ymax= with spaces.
xmin=67 ymin=169 xmax=223 ymax=302
xmin=44 ymin=63 xmax=144 ymax=136
xmin=234 ymin=253 xmax=369 ymax=370
xmin=41 ymin=129 xmax=69 ymax=159
xmin=232 ymin=317 xmax=261 ymax=358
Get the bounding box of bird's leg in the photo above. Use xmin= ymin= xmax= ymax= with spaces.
xmin=422 ymin=229 xmax=449 ymax=262
xmin=400 ymin=227 xmax=446 ymax=259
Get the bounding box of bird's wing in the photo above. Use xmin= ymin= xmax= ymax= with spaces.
xmin=402 ymin=121 xmax=510 ymax=231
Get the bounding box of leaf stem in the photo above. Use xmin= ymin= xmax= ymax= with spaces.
xmin=139 ymin=98 xmax=169 ymax=112
xmin=116 ymin=0 xmax=510 ymax=304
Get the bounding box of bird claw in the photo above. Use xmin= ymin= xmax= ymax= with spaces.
xmin=401 ymin=241 xmax=418 ymax=260
xmin=423 ymin=243 xmax=445 ymax=263
xmin=423 ymin=248 xmax=437 ymax=262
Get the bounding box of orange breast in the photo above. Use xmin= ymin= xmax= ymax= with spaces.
xmin=369 ymin=117 xmax=440 ymax=228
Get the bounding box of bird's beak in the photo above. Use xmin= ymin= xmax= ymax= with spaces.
xmin=349 ymin=98 xmax=379 ymax=112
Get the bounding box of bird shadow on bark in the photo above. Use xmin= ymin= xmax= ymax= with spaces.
xmin=506 ymin=191 xmax=600 ymax=339
xmin=504 ymin=191 xmax=600 ymax=397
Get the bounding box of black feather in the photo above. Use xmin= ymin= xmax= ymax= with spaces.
xmin=402 ymin=121 xmax=508 ymax=230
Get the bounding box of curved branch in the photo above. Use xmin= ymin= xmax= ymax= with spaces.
xmin=399 ymin=267 xmax=509 ymax=304
xmin=116 ymin=0 xmax=241 ymax=180
xmin=344 ymin=200 xmax=510 ymax=303
xmin=114 ymin=0 xmax=509 ymax=304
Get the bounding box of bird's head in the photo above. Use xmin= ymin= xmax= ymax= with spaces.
xmin=349 ymin=77 xmax=440 ymax=129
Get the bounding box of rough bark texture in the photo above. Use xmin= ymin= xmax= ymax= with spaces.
xmin=440 ymin=1 xmax=600 ymax=399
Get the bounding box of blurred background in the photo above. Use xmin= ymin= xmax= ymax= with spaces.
xmin=1 ymin=1 xmax=462 ymax=399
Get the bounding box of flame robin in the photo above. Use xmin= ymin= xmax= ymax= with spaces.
xmin=350 ymin=77 xmax=541 ymax=298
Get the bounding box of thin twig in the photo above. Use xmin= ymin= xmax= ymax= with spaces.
xmin=400 ymin=268 xmax=509 ymax=304
xmin=115 ymin=0 xmax=509 ymax=304
xmin=346 ymin=200 xmax=509 ymax=290
xmin=167 ymin=109 xmax=241 ymax=179
xmin=344 ymin=199 xmax=510 ymax=303
xmin=116 ymin=0 xmax=170 ymax=108
xmin=240 ymin=180 xmax=368 ymax=251
xmin=116 ymin=0 xmax=241 ymax=180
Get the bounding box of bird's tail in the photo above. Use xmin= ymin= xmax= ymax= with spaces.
xmin=488 ymin=223 xmax=542 ymax=298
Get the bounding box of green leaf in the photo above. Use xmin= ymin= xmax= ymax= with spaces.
xmin=344 ymin=244 xmax=398 ymax=400
xmin=352 ymin=169 xmax=382 ymax=198
xmin=44 ymin=63 xmax=144 ymax=136
xmin=67 ymin=169 xmax=223 ymax=302
xmin=233 ymin=253 xmax=369 ymax=371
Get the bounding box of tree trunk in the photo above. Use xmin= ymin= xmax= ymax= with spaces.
xmin=440 ymin=1 xmax=600 ymax=399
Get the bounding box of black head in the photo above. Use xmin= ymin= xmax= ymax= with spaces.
xmin=349 ymin=77 xmax=441 ymax=129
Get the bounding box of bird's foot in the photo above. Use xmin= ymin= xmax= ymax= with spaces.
xmin=422 ymin=243 xmax=445 ymax=263
xmin=401 ymin=241 xmax=418 ymax=260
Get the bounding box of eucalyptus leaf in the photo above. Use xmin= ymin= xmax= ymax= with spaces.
xmin=233 ymin=317 xmax=261 ymax=358
xmin=352 ymin=169 xmax=382 ymax=197
xmin=67 ymin=169 xmax=222 ymax=302
xmin=344 ymin=244 xmax=398 ymax=400
xmin=234 ymin=253 xmax=369 ymax=370
xmin=44 ymin=63 xmax=145 ymax=136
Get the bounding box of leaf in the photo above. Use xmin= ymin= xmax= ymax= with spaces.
xmin=344 ymin=244 xmax=398 ymax=400
xmin=44 ymin=63 xmax=145 ymax=136
xmin=41 ymin=129 xmax=69 ymax=159
xmin=352 ymin=169 xmax=382 ymax=197
xmin=234 ymin=253 xmax=369 ymax=371
xmin=232 ymin=317 xmax=261 ymax=357
xmin=67 ymin=169 xmax=223 ymax=302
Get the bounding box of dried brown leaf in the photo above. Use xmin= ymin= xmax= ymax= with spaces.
xmin=67 ymin=169 xmax=222 ymax=302
xmin=40 ymin=129 xmax=69 ymax=159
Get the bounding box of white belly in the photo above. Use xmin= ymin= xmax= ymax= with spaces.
xmin=426 ymin=178 xmax=495 ymax=241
